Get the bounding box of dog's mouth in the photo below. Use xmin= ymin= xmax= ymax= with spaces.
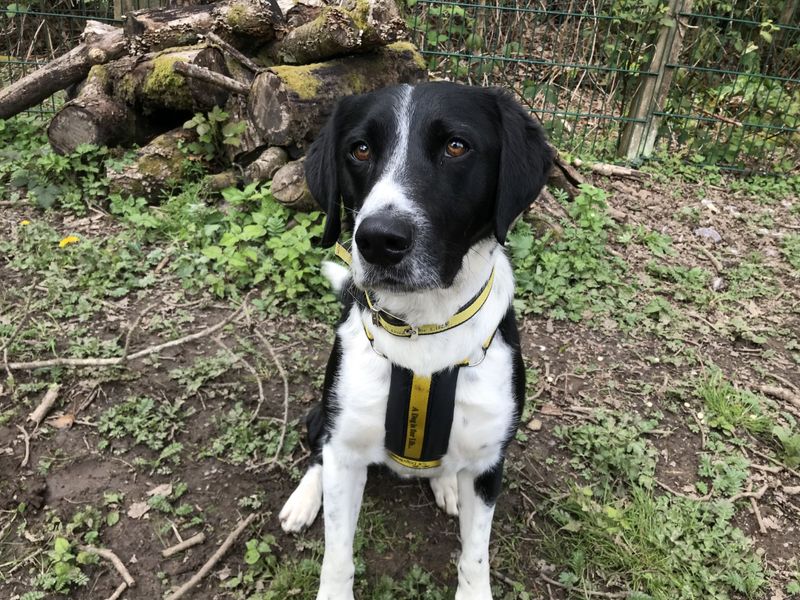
xmin=355 ymin=266 xmax=440 ymax=294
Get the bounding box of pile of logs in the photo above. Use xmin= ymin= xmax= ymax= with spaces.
xmin=0 ymin=0 xmax=427 ymax=204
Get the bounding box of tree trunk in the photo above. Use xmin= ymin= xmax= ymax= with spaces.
xmin=113 ymin=45 xmax=231 ymax=113
xmin=48 ymin=65 xmax=144 ymax=154
xmin=0 ymin=21 xmax=125 ymax=120
xmin=107 ymin=128 xmax=197 ymax=201
xmin=248 ymin=42 xmax=427 ymax=147
xmin=124 ymin=0 xmax=284 ymax=53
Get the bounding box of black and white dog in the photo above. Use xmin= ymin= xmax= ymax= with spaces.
xmin=279 ymin=81 xmax=552 ymax=599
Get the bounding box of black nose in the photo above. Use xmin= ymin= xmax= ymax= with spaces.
xmin=355 ymin=214 xmax=414 ymax=266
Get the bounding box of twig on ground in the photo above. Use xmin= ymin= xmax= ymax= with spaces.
xmin=253 ymin=328 xmax=289 ymax=468
xmin=8 ymin=295 xmax=250 ymax=371
xmin=729 ymin=483 xmax=769 ymax=504
xmin=123 ymin=301 xmax=159 ymax=359
xmin=749 ymin=462 xmax=782 ymax=474
xmin=79 ymin=545 xmax=135 ymax=588
xmin=162 ymin=532 xmax=206 ymax=558
xmin=589 ymin=162 xmax=644 ymax=179
xmin=214 ymin=336 xmax=266 ymax=423
xmin=15 ymin=424 xmax=30 ymax=468
xmin=165 ymin=513 xmax=256 ymax=600
xmin=745 ymin=445 xmax=800 ymax=480
xmin=750 ymin=495 xmax=767 ymax=534
xmin=695 ymin=243 xmax=724 ymax=273
xmin=655 ymin=479 xmax=710 ymax=501
xmin=27 ymin=383 xmax=62 ymax=426
xmin=758 ymin=384 xmax=800 ymax=411
xmin=783 ymin=486 xmax=800 ymax=495
xmin=539 ymin=572 xmax=631 ymax=598
xmin=491 ymin=569 xmax=522 ymax=589
xmin=105 ymin=582 xmax=127 ymax=600
xmin=767 ymin=372 xmax=799 ymax=393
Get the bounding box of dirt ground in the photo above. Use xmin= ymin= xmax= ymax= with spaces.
xmin=1 ymin=164 xmax=799 ymax=599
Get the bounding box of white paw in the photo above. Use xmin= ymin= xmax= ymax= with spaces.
xmin=430 ymin=473 xmax=459 ymax=516
xmin=280 ymin=464 xmax=323 ymax=532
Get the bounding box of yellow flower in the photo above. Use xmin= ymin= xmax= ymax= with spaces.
xmin=59 ymin=235 xmax=80 ymax=248
xmin=20 ymin=220 xmax=30 ymax=226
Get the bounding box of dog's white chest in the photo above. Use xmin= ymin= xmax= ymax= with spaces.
xmin=330 ymin=308 xmax=515 ymax=475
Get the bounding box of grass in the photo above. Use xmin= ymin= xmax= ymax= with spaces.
xmin=2 ymin=113 xmax=799 ymax=599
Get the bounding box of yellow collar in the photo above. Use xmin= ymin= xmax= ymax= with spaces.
xmin=334 ymin=242 xmax=495 ymax=339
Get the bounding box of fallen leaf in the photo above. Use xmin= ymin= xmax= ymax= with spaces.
xmin=539 ymin=403 xmax=563 ymax=416
xmin=526 ymin=418 xmax=543 ymax=431
xmin=46 ymin=413 xmax=75 ymax=429
xmin=127 ymin=501 xmax=151 ymax=519
xmin=147 ymin=483 xmax=173 ymax=497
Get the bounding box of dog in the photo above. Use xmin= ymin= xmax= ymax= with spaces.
xmin=279 ymin=81 xmax=552 ymax=599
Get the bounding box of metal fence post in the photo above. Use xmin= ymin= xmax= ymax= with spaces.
xmin=617 ymin=0 xmax=690 ymax=161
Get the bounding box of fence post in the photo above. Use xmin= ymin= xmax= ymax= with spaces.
xmin=617 ymin=0 xmax=690 ymax=161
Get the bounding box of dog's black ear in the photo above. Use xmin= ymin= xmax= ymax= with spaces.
xmin=493 ymin=91 xmax=554 ymax=244
xmin=305 ymin=106 xmax=342 ymax=247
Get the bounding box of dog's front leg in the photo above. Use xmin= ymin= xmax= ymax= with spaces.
xmin=317 ymin=443 xmax=367 ymax=600
xmin=455 ymin=463 xmax=503 ymax=600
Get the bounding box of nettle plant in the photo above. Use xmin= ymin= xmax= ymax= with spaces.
xmin=183 ymin=106 xmax=246 ymax=168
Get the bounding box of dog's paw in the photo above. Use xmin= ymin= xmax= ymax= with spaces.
xmin=280 ymin=464 xmax=323 ymax=532
xmin=430 ymin=473 xmax=459 ymax=516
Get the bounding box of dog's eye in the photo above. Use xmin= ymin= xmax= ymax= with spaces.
xmin=351 ymin=142 xmax=371 ymax=161
xmin=445 ymin=138 xmax=469 ymax=158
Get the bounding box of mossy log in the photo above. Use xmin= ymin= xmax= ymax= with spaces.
xmin=248 ymin=42 xmax=427 ymax=147
xmin=113 ymin=45 xmax=231 ymax=113
xmin=0 ymin=21 xmax=126 ymax=120
xmin=270 ymin=0 xmax=407 ymax=65
xmin=124 ymin=0 xmax=285 ymax=54
xmin=48 ymin=65 xmax=146 ymax=154
xmin=107 ymin=128 xmax=196 ymax=201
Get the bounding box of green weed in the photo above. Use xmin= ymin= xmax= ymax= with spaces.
xmin=508 ymin=184 xmax=631 ymax=321
xmin=168 ymin=350 xmax=236 ymax=396
xmin=696 ymin=370 xmax=774 ymax=435
xmin=203 ymin=402 xmax=299 ymax=466
xmin=182 ymin=107 xmax=245 ymax=168
xmin=782 ymin=234 xmax=800 ymax=271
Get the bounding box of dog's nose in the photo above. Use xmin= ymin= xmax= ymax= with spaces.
xmin=355 ymin=214 xmax=414 ymax=266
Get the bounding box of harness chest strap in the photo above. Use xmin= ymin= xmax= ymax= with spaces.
xmin=333 ymin=241 xmax=498 ymax=470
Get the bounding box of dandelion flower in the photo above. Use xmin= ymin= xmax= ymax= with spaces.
xmin=20 ymin=220 xmax=30 ymax=226
xmin=59 ymin=235 xmax=80 ymax=248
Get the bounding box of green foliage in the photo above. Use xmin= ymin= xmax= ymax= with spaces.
xmin=697 ymin=443 xmax=750 ymax=497
xmin=203 ymin=402 xmax=299 ymax=466
xmin=182 ymin=107 xmax=245 ymax=168
xmin=696 ymin=370 xmax=774 ymax=435
xmin=556 ymin=411 xmax=659 ymax=492
xmin=168 ymin=350 xmax=236 ymax=396
xmin=508 ymin=184 xmax=631 ymax=321
xmin=545 ymin=486 xmax=766 ymax=600
xmin=773 ymin=425 xmax=800 ymax=469
xmin=97 ymin=395 xmax=194 ymax=473
xmin=782 ymin=234 xmax=800 ymax=271
xmin=33 ymin=537 xmax=93 ymax=594
xmin=110 ymin=181 xmax=337 ymax=319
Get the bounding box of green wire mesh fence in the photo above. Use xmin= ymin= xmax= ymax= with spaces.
xmin=2 ymin=0 xmax=798 ymax=172
xmin=408 ymin=0 xmax=800 ymax=173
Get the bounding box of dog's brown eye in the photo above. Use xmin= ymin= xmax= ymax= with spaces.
xmin=352 ymin=142 xmax=371 ymax=161
xmin=445 ymin=138 xmax=468 ymax=158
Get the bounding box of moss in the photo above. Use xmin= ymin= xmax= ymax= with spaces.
xmin=86 ymin=64 xmax=109 ymax=87
xmin=117 ymin=73 xmax=137 ymax=104
xmin=345 ymin=0 xmax=371 ymax=29
xmin=142 ymin=55 xmax=192 ymax=110
xmin=225 ymin=3 xmax=249 ymax=30
xmin=272 ymin=64 xmax=322 ymax=100
xmin=386 ymin=41 xmax=427 ymax=71
xmin=348 ymin=72 xmax=365 ymax=95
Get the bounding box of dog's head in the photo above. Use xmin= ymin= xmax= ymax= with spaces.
xmin=305 ymin=82 xmax=553 ymax=292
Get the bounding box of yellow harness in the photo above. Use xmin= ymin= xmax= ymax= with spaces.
xmin=334 ymin=241 xmax=498 ymax=469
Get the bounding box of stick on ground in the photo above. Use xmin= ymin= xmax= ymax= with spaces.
xmin=27 ymin=383 xmax=62 ymax=426
xmin=16 ymin=424 xmax=30 ymax=468
xmin=254 ymin=328 xmax=289 ymax=465
xmin=79 ymin=545 xmax=135 ymax=588
xmin=165 ymin=513 xmax=256 ymax=600
xmin=105 ymin=582 xmax=128 ymax=600
xmin=162 ymin=532 xmax=206 ymax=558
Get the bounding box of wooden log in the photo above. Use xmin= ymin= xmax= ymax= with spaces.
xmin=113 ymin=45 xmax=231 ymax=113
xmin=124 ymin=0 xmax=284 ymax=53
xmin=270 ymin=7 xmax=360 ymax=65
xmin=245 ymin=146 xmax=288 ymax=181
xmin=48 ymin=65 xmax=139 ymax=154
xmin=107 ymin=128 xmax=197 ymax=200
xmin=0 ymin=21 xmax=126 ymax=120
xmin=271 ymin=158 xmax=315 ymax=211
xmin=248 ymin=42 xmax=427 ymax=147
xmin=173 ymin=61 xmax=250 ymax=95
xmin=269 ymin=0 xmax=407 ymax=65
